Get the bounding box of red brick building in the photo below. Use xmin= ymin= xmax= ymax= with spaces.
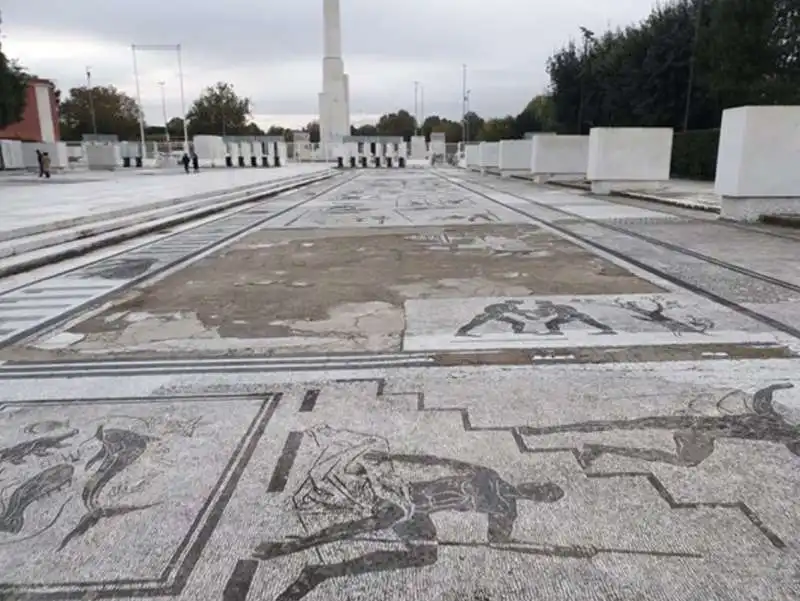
xmin=0 ymin=77 xmax=60 ymax=142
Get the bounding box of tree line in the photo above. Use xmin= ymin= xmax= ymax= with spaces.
xmin=546 ymin=0 xmax=800 ymax=134
xmin=2 ymin=0 xmax=797 ymax=143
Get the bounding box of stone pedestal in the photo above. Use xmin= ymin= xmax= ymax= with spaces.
xmin=530 ymin=134 xmax=589 ymax=183
xmin=587 ymin=127 xmax=672 ymax=194
xmin=498 ymin=139 xmax=532 ymax=177
xmin=715 ymin=105 xmax=800 ymax=222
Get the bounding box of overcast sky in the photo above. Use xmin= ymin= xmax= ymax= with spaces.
xmin=1 ymin=0 xmax=658 ymax=130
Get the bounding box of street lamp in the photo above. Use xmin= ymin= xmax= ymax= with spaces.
xmin=576 ymin=26 xmax=594 ymax=135
xmin=131 ymin=43 xmax=190 ymax=157
xmin=420 ymin=84 xmax=425 ymax=130
xmin=682 ymin=0 xmax=704 ymax=132
xmin=462 ymin=64 xmax=468 ymax=142
xmin=464 ymin=89 xmax=472 ymax=142
xmin=86 ymin=66 xmax=98 ymax=135
xmin=414 ymin=81 xmax=420 ymax=134
xmin=157 ymin=81 xmax=170 ymax=143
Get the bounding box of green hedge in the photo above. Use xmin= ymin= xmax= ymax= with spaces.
xmin=672 ymin=129 xmax=719 ymax=181
xmin=670 ymin=129 xmax=720 ymax=181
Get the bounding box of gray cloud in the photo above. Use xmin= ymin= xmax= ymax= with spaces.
xmin=2 ymin=0 xmax=658 ymax=127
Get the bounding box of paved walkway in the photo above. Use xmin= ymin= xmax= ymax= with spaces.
xmin=0 ymin=169 xmax=797 ymax=601
xmin=552 ymin=177 xmax=721 ymax=211
xmin=0 ymin=165 xmax=331 ymax=238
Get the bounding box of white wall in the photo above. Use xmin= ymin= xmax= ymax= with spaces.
xmin=587 ymin=127 xmax=673 ymax=192
xmin=479 ymin=142 xmax=499 ymax=170
xmin=498 ymin=139 xmax=532 ymax=174
xmin=530 ymin=135 xmax=589 ymax=178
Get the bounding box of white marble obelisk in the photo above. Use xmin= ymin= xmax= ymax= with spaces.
xmin=319 ymin=0 xmax=350 ymax=159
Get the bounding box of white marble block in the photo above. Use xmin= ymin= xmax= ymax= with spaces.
xmin=21 ymin=142 xmax=67 ymax=169
xmin=276 ymin=142 xmax=288 ymax=166
xmin=85 ymin=144 xmax=120 ymax=171
xmin=410 ymin=136 xmax=427 ymax=160
xmin=715 ymin=105 xmax=800 ymax=221
xmin=193 ymin=135 xmax=226 ymax=166
xmin=239 ymin=142 xmax=253 ymax=161
xmin=530 ymin=134 xmax=589 ymax=183
xmin=430 ymin=133 xmax=446 ymax=157
xmin=498 ymin=139 xmax=532 ymax=177
xmin=587 ymin=127 xmax=673 ymax=194
xmin=465 ymin=144 xmax=480 ymax=171
xmin=478 ymin=142 xmax=499 ymax=173
xmin=0 ymin=140 xmax=25 ymax=169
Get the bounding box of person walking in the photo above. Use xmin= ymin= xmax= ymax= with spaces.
xmin=181 ymin=152 xmax=190 ymax=174
xmin=36 ymin=149 xmax=44 ymax=177
xmin=191 ymin=151 xmax=199 ymax=173
xmin=41 ymin=152 xmax=51 ymax=179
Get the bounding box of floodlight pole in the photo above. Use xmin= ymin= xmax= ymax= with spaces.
xmin=131 ymin=45 xmax=147 ymax=159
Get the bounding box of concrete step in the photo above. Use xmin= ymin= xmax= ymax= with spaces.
xmin=0 ymin=171 xmax=334 ymax=279
xmin=0 ymin=170 xmax=324 ymax=243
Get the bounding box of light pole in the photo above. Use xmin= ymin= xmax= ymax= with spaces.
xmin=131 ymin=43 xmax=190 ymax=156
xmin=462 ymin=64 xmax=467 ymax=142
xmin=86 ymin=66 xmax=98 ymax=135
xmin=576 ymin=26 xmax=594 ymax=135
xmin=157 ymin=81 xmax=170 ymax=143
xmin=413 ymin=81 xmax=420 ymax=135
xmin=130 ymin=46 xmax=147 ymax=159
xmin=176 ymin=44 xmax=189 ymax=151
xmin=420 ymin=84 xmax=425 ymax=132
xmin=464 ymin=89 xmax=472 ymax=142
xmin=682 ymin=0 xmax=704 ymax=132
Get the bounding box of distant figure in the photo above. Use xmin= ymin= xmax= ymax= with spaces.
xmin=41 ymin=152 xmax=51 ymax=179
xmin=191 ymin=152 xmax=199 ymax=173
xmin=35 ymin=149 xmax=44 ymax=177
xmin=181 ymin=153 xmax=190 ymax=174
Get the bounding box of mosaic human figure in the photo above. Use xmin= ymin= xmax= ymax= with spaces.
xmin=516 ymin=383 xmax=797 ymax=468
xmin=617 ymin=298 xmax=713 ymax=336
xmin=456 ymin=300 xmax=539 ymax=336
xmin=533 ymin=300 xmax=616 ymax=335
xmin=255 ymin=426 xmax=564 ymax=601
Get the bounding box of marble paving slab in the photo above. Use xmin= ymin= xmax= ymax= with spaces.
xmin=403 ymin=292 xmax=790 ymax=351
